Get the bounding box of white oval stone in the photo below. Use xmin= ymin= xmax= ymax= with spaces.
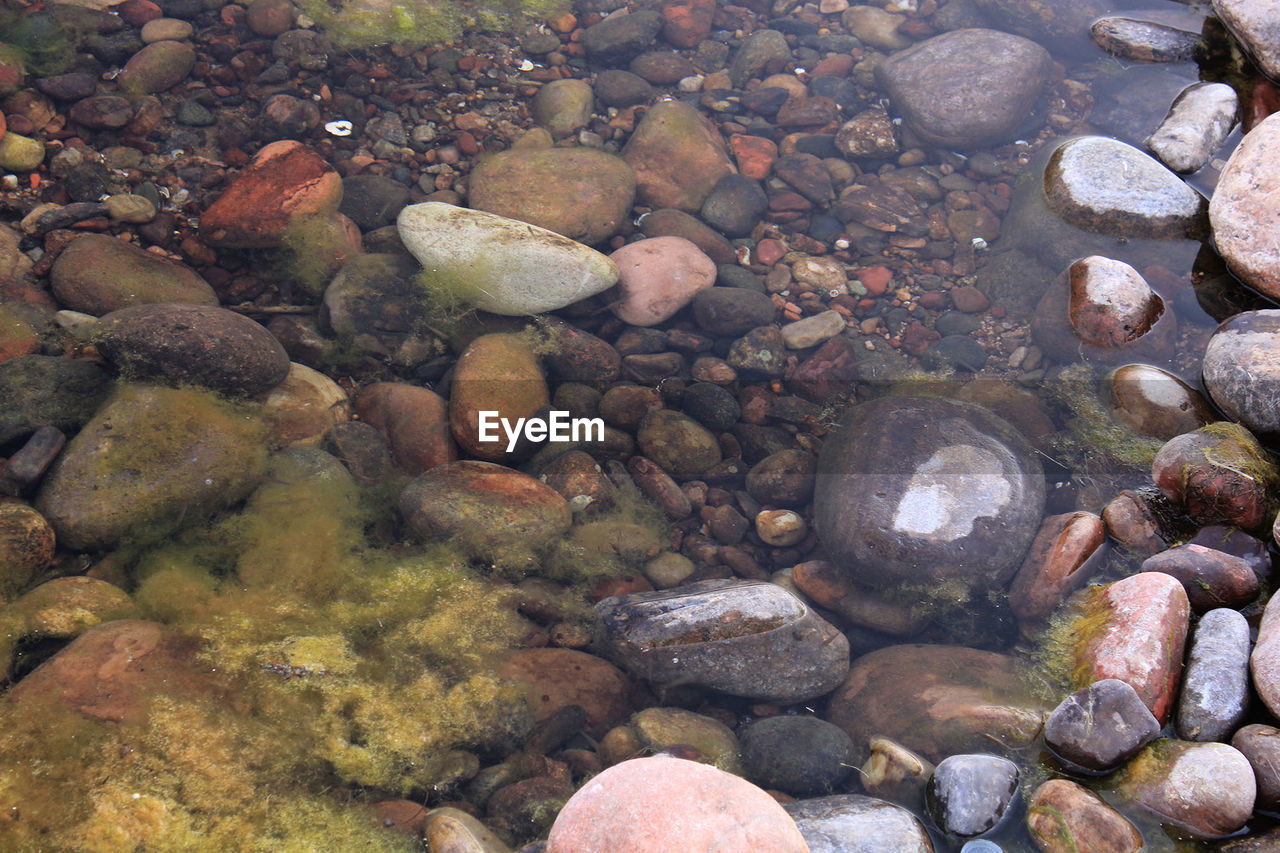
xmin=397 ymin=202 xmax=619 ymax=316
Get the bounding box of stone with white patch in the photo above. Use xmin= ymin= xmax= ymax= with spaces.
xmin=1067 ymin=256 xmax=1164 ymax=349
xmin=1202 ymin=309 xmax=1280 ymax=441
xmin=1147 ymin=82 xmax=1239 ymax=175
xmin=396 ymin=202 xmax=619 ymax=316
xmin=813 ymin=396 xmax=1044 ymax=591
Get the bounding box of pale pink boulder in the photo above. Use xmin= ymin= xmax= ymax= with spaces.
xmin=545 ymin=755 xmax=810 ymax=853
xmin=608 ymin=236 xmax=717 ymax=327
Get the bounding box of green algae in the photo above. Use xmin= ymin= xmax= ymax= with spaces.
xmin=1044 ymin=364 xmax=1165 ymax=472
xmin=299 ymin=0 xmax=569 ymax=50
xmin=0 ymin=449 xmax=539 ymax=850
xmin=276 ymin=214 xmax=356 ymax=299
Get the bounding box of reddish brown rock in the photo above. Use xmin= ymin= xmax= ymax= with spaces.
xmin=1027 ymin=779 xmax=1142 ymax=853
xmin=791 ymin=560 xmax=929 ymax=636
xmin=729 ymin=133 xmax=778 ymax=181
xmin=1141 ymin=543 xmax=1260 ymax=611
xmin=1102 ymin=489 xmax=1170 ymax=556
xmin=1109 ymin=363 xmax=1216 ymax=441
xmin=398 ymin=461 xmax=572 ymax=557
xmin=201 ymin=140 xmax=343 ymax=248
xmin=1071 ymin=572 xmax=1190 ymax=724
xmin=1008 ymin=511 xmax=1106 ymax=634
xmin=495 ymin=647 xmax=630 ymax=736
xmin=1231 ymin=724 xmax=1280 ymax=812
xmin=448 ymin=333 xmax=550 ymax=463
xmin=622 ymin=100 xmax=735 ymax=213
xmin=5 ymin=620 xmax=220 ymax=722
xmin=354 ymin=382 xmax=454 ymax=475
xmin=660 ymin=0 xmax=714 ymax=48
xmin=540 ymin=450 xmax=617 ymax=516
xmin=826 ymin=644 xmax=1048 ymax=764
xmin=1152 ymin=422 xmax=1280 ymax=534
xmin=50 ymin=233 xmax=217 ymax=315
xmin=785 ymin=335 xmax=859 ymax=403
xmin=545 ymin=756 xmax=808 ymax=853
xmin=1067 ymin=256 xmax=1164 ymax=348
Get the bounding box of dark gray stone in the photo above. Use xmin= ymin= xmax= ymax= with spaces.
xmin=875 ymin=28 xmax=1051 ymax=149
xmin=729 ymin=29 xmax=791 ymax=88
xmin=692 ymin=287 xmax=776 ymax=336
xmin=94 ymin=303 xmax=291 ymax=397
xmin=340 ymin=174 xmax=411 ymax=232
xmin=1177 ymin=608 xmax=1251 ymax=742
xmin=813 ymin=396 xmax=1044 ymax=591
xmin=746 ymin=449 xmax=816 ymax=506
xmin=593 ymin=69 xmax=654 ymax=108
xmin=785 ymin=794 xmax=934 ymax=853
xmin=681 ymin=382 xmax=740 ymax=431
xmin=925 ymin=754 xmax=1018 ymax=838
xmin=699 ymin=174 xmax=768 ymax=239
xmin=741 ymin=716 xmax=856 ymax=797
xmin=581 ymin=9 xmax=662 ymax=65
xmin=0 ymin=356 xmax=112 ymax=445
xmin=1044 ymin=678 xmax=1161 ymax=772
xmin=595 ymin=578 xmax=850 ymax=702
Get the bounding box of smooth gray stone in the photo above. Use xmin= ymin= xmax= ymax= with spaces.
xmin=786 ymin=794 xmax=934 ymax=853
xmin=926 ymin=753 xmax=1019 ymax=838
xmin=1177 ymin=608 xmax=1251 ymax=741
xmin=1147 ymin=82 xmax=1239 ymax=174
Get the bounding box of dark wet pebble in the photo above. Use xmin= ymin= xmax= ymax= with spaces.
xmin=1141 ymin=544 xmax=1260 ymax=611
xmin=1231 ymin=724 xmax=1280 ymax=812
xmin=745 ymin=448 xmax=816 ymax=507
xmin=741 ymin=716 xmax=855 ymax=796
xmin=593 ymin=69 xmax=654 ymax=108
xmin=926 ymin=753 xmax=1019 ymax=838
xmin=94 ymin=303 xmax=292 ymax=397
xmin=699 ymin=174 xmax=768 ymax=239
xmin=581 ymin=9 xmax=661 ymax=65
xmin=0 ymin=355 xmax=112 ymax=445
xmin=339 ymin=174 xmax=411 ymax=231
xmin=681 ymin=382 xmax=740 ymax=431
xmin=1044 ymin=678 xmax=1160 ymax=772
xmin=323 ymin=420 xmax=394 ymax=486
xmin=692 ymin=287 xmax=776 ymax=336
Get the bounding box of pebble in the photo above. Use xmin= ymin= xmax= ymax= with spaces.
xmin=814 ymin=395 xmax=1044 ymax=593
xmin=94 ymin=303 xmax=291 ymax=397
xmin=139 ymin=18 xmax=192 ymax=42
xmin=531 ymin=79 xmax=595 ymax=139
xmin=579 ymin=8 xmax=662 ymax=65
xmin=842 ymin=6 xmax=912 ymax=50
xmin=1115 ymin=739 xmax=1256 ymax=838
xmin=1026 ymin=779 xmax=1142 ymax=853
xmin=0 ymin=132 xmax=45 ymax=172
xmin=448 ymin=333 xmax=549 ymax=463
xmin=1071 ymin=572 xmax=1190 ymax=724
xmin=1231 ymin=724 xmax=1280 ymax=811
xmin=1141 ymin=544 xmax=1259 ymax=611
xmin=1147 ymin=82 xmax=1239 ymax=174
xmin=398 ymin=202 xmax=619 ymax=315
xmin=1176 ymin=608 xmax=1251 ymax=742
xmin=622 ymin=99 xmax=735 ymax=213
xmin=1091 ymin=17 xmax=1202 ymax=62
xmin=613 ymin=706 xmax=742 ymax=774
xmin=741 ymin=716 xmax=854 ymax=796
xmin=0 ymin=502 xmax=55 ymax=595
xmin=103 ymin=193 xmax=157 ymax=223
xmin=496 ymin=647 xmax=630 ymax=736
xmin=338 ymin=175 xmax=410 ymax=232
xmin=118 ymin=40 xmax=196 ymax=94
xmin=260 ymin=362 xmax=350 ymax=449
xmin=1108 ymin=363 xmax=1215 ymax=440
xmin=785 ymin=794 xmax=934 ymax=853
xmin=700 ymin=174 xmax=768 ymax=238
xmin=1152 ymin=422 xmax=1280 ymax=533
xmin=692 ymin=286 xmax=776 ymax=336
xmin=835 ymin=105 xmax=899 ymax=159
xmin=926 ymin=753 xmax=1019 ymax=838
xmin=1250 ymin=590 xmax=1280 ymax=720
xmin=729 ymin=28 xmax=791 ymax=87
xmin=827 ymin=644 xmax=1047 ymax=764
xmin=1008 ymin=511 xmax=1106 ymax=634
xmin=35 ymin=383 xmax=267 ymax=551
xmin=545 ymin=756 xmax=808 ymax=853
xmin=596 ymin=578 xmax=850 ymax=702
xmin=468 ymin=147 xmax=636 ymax=246
xmin=609 ymin=236 xmax=716 ymax=327
xmin=398 ymin=461 xmax=572 ymax=560
xmin=0 ymin=356 xmax=111 ymax=446
xmin=876 ymin=28 xmax=1051 ymax=149
xmin=1043 ymin=136 xmax=1208 ymax=239
xmin=16 ymin=576 xmax=134 ymax=638
xmin=1044 ymin=678 xmax=1161 ymax=772
xmin=1203 ymin=310 xmax=1280 ymax=441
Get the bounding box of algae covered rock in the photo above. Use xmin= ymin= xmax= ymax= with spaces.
xmin=0 ymin=502 xmax=55 ymax=597
xmin=467 ymin=147 xmax=636 ymax=246
xmin=50 ymin=233 xmax=218 ymax=315
xmin=398 ymin=460 xmax=572 ymax=561
xmin=397 ymin=202 xmax=619 ymax=316
xmin=621 ymin=99 xmax=736 ymax=213
xmin=36 ymin=384 xmax=269 ymax=551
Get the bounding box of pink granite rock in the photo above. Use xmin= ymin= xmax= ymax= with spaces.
xmin=609 ymin=236 xmax=716 ymax=326
xmin=545 ymin=755 xmax=809 ymax=853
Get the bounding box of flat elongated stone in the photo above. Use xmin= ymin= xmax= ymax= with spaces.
xmin=596 ymin=578 xmax=850 ymax=702
xmin=397 ymin=202 xmax=619 ymax=316
xmin=1071 ymin=572 xmax=1190 ymax=724
xmin=1091 ymin=17 xmax=1202 ymax=62
xmin=1177 ymin=608 xmax=1250 ymax=742
xmin=1008 ymin=511 xmax=1106 ymax=633
xmin=1141 ymin=544 xmax=1259 ymax=611
xmin=1044 ymin=136 xmax=1207 ymax=239
xmin=1147 ymin=82 xmax=1239 ymax=174
xmin=1250 ymin=591 xmax=1280 ymax=719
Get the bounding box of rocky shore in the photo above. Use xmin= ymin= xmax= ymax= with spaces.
xmin=2 ymin=0 xmax=1280 ymax=849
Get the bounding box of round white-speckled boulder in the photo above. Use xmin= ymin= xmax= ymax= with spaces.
xmin=814 ymin=396 xmax=1044 ymax=591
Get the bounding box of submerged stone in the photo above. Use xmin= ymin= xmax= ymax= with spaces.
xmin=1109 ymin=364 xmax=1215 ymax=441
xmin=826 ymin=644 xmax=1047 ymax=764
xmin=926 ymin=754 xmax=1019 ymax=838
xmin=875 ymin=28 xmax=1051 ymax=149
xmin=813 ymin=395 xmax=1044 ymax=592
xmin=1091 ymin=16 xmax=1202 ymax=62
xmin=50 ymin=232 xmax=218 ymax=315
xmin=1176 ymin=608 xmax=1250 ymax=742
xmin=621 ymin=99 xmax=736 ymax=213
xmin=741 ymin=716 xmax=855 ymax=797
xmin=596 ymin=578 xmax=850 ymax=702
xmin=35 ymin=384 xmax=268 ymax=552
xmin=397 ymin=202 xmax=619 ymax=316
xmin=784 ymin=794 xmax=934 ymax=853
xmin=1044 ymin=679 xmax=1161 ymax=772
xmin=1152 ymin=422 xmax=1280 ymax=533
xmin=1026 ymin=779 xmax=1142 ymax=853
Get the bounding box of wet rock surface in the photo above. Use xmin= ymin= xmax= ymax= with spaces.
xmin=785 ymin=794 xmax=934 ymax=853
xmin=925 ymin=753 xmax=1019 ymax=838
xmin=1044 ymin=678 xmax=1161 ymax=772
xmin=1210 ymin=113 xmax=1280 ymax=301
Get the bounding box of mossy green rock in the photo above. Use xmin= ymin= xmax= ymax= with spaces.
xmin=622 ymin=99 xmax=736 ymax=212
xmin=397 ymin=202 xmax=619 ymax=315
xmin=628 ymin=707 xmax=743 ymax=775
xmin=36 ymin=384 xmax=268 ymax=551
xmin=468 ymin=147 xmax=636 ymax=246
xmin=0 ymin=355 xmax=113 ymax=445
xmin=118 ymin=40 xmax=196 ymax=94
xmin=635 ymin=409 xmax=721 ymax=479
xmin=0 ymin=132 xmax=46 ymax=172
xmin=50 ymin=233 xmax=218 ymax=315
xmin=16 ymin=576 xmax=136 ymax=638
